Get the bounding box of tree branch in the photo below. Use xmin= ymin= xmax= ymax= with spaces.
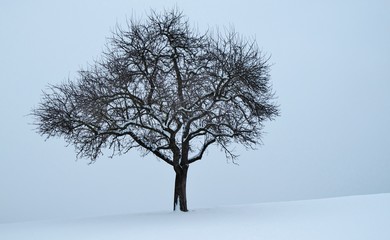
xmin=188 ymin=139 xmax=216 ymax=164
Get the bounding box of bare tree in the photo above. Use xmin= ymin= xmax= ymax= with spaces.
xmin=32 ymin=9 xmax=279 ymax=212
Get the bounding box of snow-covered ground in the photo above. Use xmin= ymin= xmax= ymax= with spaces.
xmin=1 ymin=193 xmax=389 ymax=240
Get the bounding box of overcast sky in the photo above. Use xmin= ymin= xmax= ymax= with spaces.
xmin=1 ymin=0 xmax=389 ymax=222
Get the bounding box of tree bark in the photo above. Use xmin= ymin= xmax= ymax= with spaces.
xmin=173 ymin=164 xmax=189 ymax=212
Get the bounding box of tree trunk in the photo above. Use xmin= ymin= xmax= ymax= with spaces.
xmin=173 ymin=164 xmax=189 ymax=212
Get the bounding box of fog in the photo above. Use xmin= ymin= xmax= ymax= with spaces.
xmin=1 ymin=0 xmax=389 ymax=222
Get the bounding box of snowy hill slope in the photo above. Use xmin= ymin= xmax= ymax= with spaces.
xmin=1 ymin=193 xmax=389 ymax=240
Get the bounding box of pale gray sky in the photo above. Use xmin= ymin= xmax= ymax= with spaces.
xmin=1 ymin=0 xmax=389 ymax=222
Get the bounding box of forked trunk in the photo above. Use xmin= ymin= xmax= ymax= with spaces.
xmin=173 ymin=164 xmax=189 ymax=212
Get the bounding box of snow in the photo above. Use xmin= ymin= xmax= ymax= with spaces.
xmin=1 ymin=193 xmax=389 ymax=240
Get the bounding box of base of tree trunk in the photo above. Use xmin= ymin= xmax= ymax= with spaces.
xmin=173 ymin=164 xmax=189 ymax=212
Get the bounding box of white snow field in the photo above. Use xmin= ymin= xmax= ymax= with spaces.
xmin=1 ymin=193 xmax=389 ymax=240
